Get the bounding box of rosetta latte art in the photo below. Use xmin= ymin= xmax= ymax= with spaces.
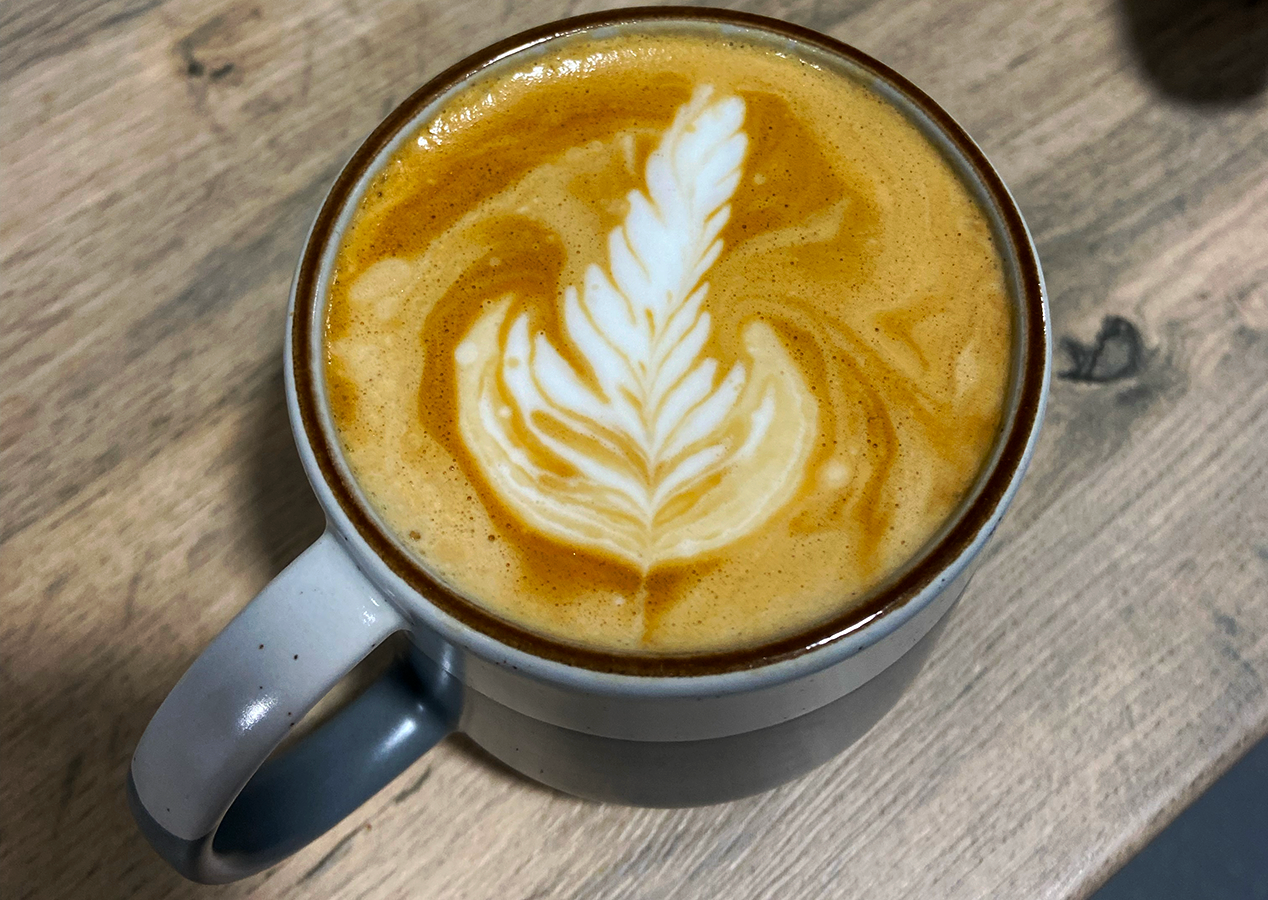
xmin=454 ymin=86 xmax=819 ymax=572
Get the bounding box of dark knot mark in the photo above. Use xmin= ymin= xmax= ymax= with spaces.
xmin=391 ymin=767 xmax=432 ymax=804
xmin=1214 ymin=612 xmax=1240 ymax=637
xmin=186 ymin=60 xmax=235 ymax=80
xmin=175 ymin=9 xmax=259 ymax=83
xmin=54 ymin=753 xmax=85 ymax=837
xmin=1060 ymin=316 xmax=1145 ymax=383
xmin=302 ymin=822 xmax=370 ymax=881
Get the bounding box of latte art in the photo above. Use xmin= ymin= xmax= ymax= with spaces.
xmin=325 ymin=33 xmax=1013 ymax=652
xmin=454 ymin=87 xmax=817 ymax=572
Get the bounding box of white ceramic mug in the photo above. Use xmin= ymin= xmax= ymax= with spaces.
xmin=128 ymin=8 xmax=1051 ymax=884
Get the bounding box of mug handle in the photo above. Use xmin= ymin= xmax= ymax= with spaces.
xmin=127 ymin=530 xmax=455 ymax=883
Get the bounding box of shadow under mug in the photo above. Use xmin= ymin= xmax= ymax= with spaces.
xmin=128 ymin=7 xmax=1051 ymax=885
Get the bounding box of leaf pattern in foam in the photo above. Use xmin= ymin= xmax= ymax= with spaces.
xmin=455 ymin=85 xmax=818 ymax=571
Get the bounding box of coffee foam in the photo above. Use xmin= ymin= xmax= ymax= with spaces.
xmin=326 ymin=33 xmax=1013 ymax=653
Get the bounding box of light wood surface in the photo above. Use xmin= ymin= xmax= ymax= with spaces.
xmin=3 ymin=1 xmax=1266 ymax=897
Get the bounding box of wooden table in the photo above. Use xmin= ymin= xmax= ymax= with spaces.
xmin=4 ymin=1 xmax=1266 ymax=897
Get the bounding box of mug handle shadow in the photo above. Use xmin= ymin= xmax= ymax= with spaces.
xmin=127 ymin=530 xmax=455 ymax=883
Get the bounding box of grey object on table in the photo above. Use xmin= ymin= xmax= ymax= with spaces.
xmin=1092 ymin=736 xmax=1268 ymax=900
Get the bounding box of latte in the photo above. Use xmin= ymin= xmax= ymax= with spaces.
xmin=325 ymin=31 xmax=1012 ymax=653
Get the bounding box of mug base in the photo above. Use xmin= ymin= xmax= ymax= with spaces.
xmin=457 ymin=612 xmax=950 ymax=807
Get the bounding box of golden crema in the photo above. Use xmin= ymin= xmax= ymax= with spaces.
xmin=325 ymin=32 xmax=1012 ymax=653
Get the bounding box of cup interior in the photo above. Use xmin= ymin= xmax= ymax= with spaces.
xmin=289 ymin=8 xmax=1049 ymax=676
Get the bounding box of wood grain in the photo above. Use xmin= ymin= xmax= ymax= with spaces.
xmin=3 ymin=0 xmax=1266 ymax=898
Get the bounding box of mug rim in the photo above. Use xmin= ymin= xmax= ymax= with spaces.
xmin=289 ymin=6 xmax=1049 ymax=677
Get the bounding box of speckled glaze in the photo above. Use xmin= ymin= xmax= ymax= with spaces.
xmin=129 ymin=7 xmax=1049 ymax=884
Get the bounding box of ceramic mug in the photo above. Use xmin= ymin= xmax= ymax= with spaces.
xmin=128 ymin=7 xmax=1050 ymax=884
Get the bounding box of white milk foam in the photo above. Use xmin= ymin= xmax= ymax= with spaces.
xmin=454 ymin=87 xmax=817 ymax=572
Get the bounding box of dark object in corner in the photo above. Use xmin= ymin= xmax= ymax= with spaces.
xmin=1091 ymin=735 xmax=1268 ymax=899
xmin=1119 ymin=0 xmax=1268 ymax=104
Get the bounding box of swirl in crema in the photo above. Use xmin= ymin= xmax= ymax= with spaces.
xmin=454 ymin=86 xmax=818 ymax=572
